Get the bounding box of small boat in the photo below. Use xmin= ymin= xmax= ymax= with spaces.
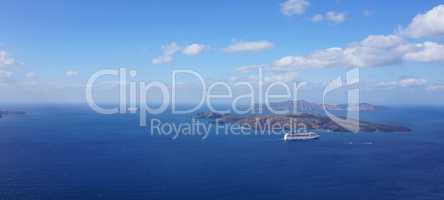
xmin=284 ymin=131 xmax=320 ymax=141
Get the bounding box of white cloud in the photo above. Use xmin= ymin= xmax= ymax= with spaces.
xmin=152 ymin=42 xmax=181 ymax=64
xmin=235 ymin=64 xmax=265 ymax=73
xmin=182 ymin=43 xmax=206 ymax=56
xmin=273 ymin=35 xmax=407 ymax=69
xmin=23 ymin=73 xmax=38 ymax=86
xmin=426 ymin=84 xmax=444 ymax=91
xmin=0 ymin=51 xmax=17 ymax=84
xmin=281 ymin=0 xmax=309 ymax=16
xmin=224 ymin=41 xmax=273 ymax=53
xmin=264 ymin=71 xmax=299 ymax=83
xmin=0 ymin=70 xmax=13 ymax=79
xmin=273 ymin=6 xmax=444 ymax=70
xmin=399 ymin=78 xmax=427 ymax=87
xmin=359 ymin=34 xmax=404 ymax=48
xmin=310 ymin=11 xmax=346 ymax=23
xmin=25 ymin=72 xmax=36 ymax=79
xmin=0 ymin=50 xmax=16 ymax=67
xmin=152 ymin=42 xmax=207 ymax=64
xmin=377 ymin=78 xmax=427 ymax=89
xmin=273 ymin=47 xmax=343 ymax=70
xmin=273 ymin=34 xmax=444 ymax=70
xmin=65 ymin=70 xmax=79 ymax=77
xmin=311 ymin=14 xmax=323 ymax=22
xmin=376 ymin=81 xmax=398 ymax=89
xmin=400 ymin=4 xmax=444 ymax=38
xmin=404 ymin=42 xmax=444 ymax=62
xmin=325 ymin=11 xmax=346 ymax=23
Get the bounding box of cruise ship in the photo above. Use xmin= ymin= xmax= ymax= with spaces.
xmin=283 ymin=131 xmax=320 ymax=141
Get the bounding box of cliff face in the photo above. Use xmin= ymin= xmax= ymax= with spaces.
xmin=197 ymin=112 xmax=410 ymax=133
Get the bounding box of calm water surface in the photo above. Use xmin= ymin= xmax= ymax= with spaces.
xmin=0 ymin=105 xmax=443 ymax=200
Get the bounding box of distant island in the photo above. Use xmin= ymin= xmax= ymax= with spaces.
xmin=196 ymin=112 xmax=410 ymax=133
xmin=0 ymin=110 xmax=26 ymax=118
xmin=253 ymin=100 xmax=386 ymax=114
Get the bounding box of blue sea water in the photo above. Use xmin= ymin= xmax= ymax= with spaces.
xmin=1 ymin=105 xmax=444 ymax=200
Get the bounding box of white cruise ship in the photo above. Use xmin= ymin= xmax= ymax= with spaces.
xmin=284 ymin=131 xmax=320 ymax=141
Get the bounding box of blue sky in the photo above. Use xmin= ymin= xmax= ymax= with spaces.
xmin=1 ymin=0 xmax=444 ymax=104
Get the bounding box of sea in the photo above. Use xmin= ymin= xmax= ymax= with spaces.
xmin=0 ymin=105 xmax=443 ymax=200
